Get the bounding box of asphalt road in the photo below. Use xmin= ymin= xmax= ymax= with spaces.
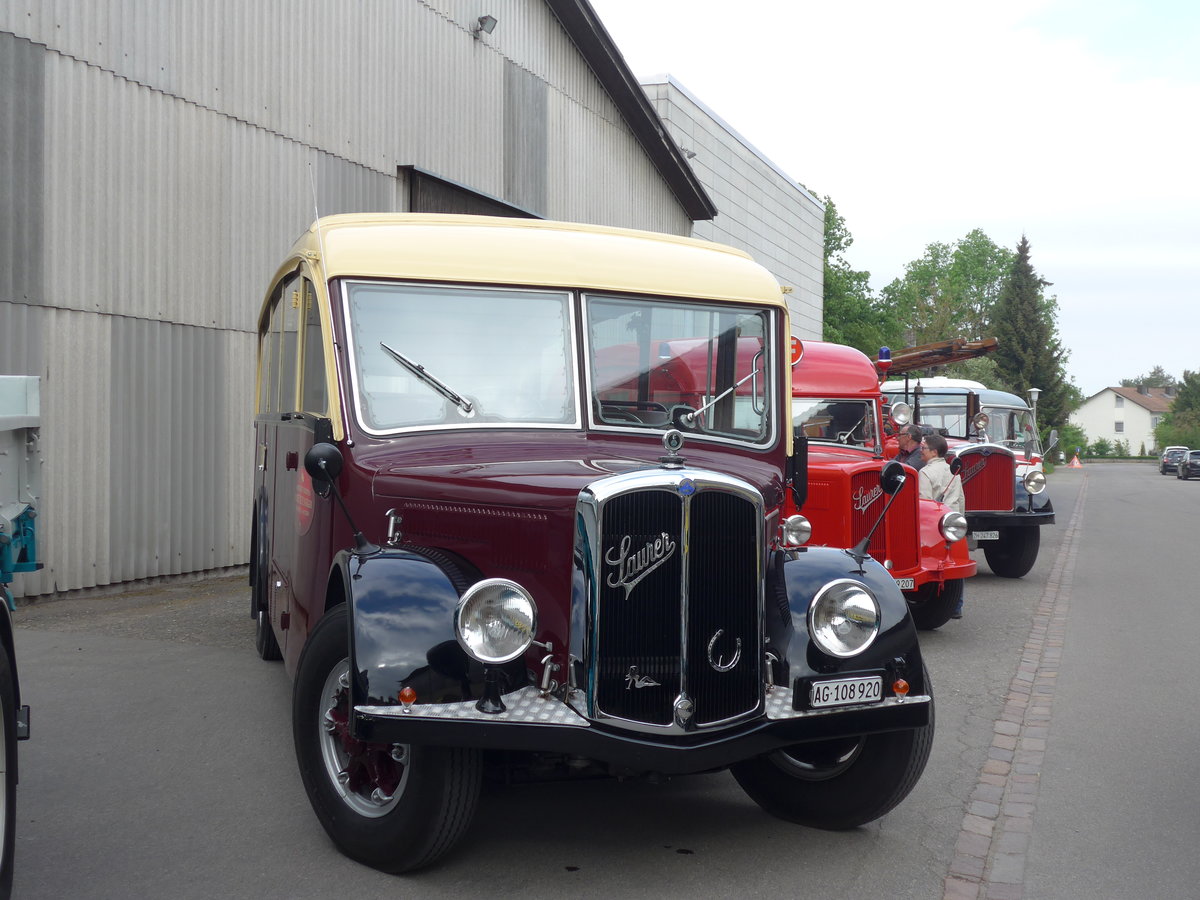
xmin=8 ymin=462 xmax=1199 ymax=899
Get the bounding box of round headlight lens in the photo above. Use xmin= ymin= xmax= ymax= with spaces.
xmin=972 ymin=412 xmax=990 ymax=432
xmin=455 ymin=579 xmax=537 ymax=664
xmin=782 ymin=514 xmax=812 ymax=547
xmin=890 ymin=402 xmax=912 ymax=427
xmin=1023 ymin=470 xmax=1046 ymax=494
xmin=940 ymin=511 xmax=968 ymax=542
xmin=808 ymin=579 xmax=881 ymax=658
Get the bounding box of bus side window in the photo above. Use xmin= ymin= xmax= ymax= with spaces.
xmin=299 ymin=278 xmax=327 ymax=414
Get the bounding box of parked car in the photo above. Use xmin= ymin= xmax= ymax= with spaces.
xmin=1160 ymin=446 xmax=1188 ymax=475
xmin=251 ymin=213 xmax=934 ymax=874
xmin=1176 ymin=449 xmax=1200 ymax=480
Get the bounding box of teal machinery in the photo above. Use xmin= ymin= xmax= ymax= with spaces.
xmin=0 ymin=377 xmax=42 ymax=610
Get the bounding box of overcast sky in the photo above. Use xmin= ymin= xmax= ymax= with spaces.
xmin=587 ymin=0 xmax=1199 ymax=397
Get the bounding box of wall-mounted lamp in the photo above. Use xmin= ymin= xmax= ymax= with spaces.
xmin=473 ymin=15 xmax=498 ymax=38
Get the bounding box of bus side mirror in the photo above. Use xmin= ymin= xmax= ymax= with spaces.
xmin=880 ymin=459 xmax=906 ymax=495
xmin=305 ymin=442 xmax=344 ymax=497
xmin=1045 ymin=429 xmax=1059 ymax=456
xmin=790 ymin=434 xmax=809 ymax=510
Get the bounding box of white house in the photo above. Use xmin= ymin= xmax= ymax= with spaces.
xmin=1071 ymin=386 xmax=1175 ymax=454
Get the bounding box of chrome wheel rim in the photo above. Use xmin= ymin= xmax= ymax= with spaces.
xmin=317 ymin=659 xmax=410 ymax=817
xmin=769 ymin=738 xmax=863 ymax=781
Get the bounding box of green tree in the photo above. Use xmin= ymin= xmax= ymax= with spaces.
xmin=1154 ymin=369 xmax=1200 ymax=449
xmin=991 ymin=236 xmax=1079 ymax=430
xmin=878 ymin=229 xmax=1013 ymax=349
xmin=1121 ymin=366 xmax=1178 ymax=389
xmin=820 ymin=197 xmax=899 ymax=353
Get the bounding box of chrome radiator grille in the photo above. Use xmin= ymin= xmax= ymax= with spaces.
xmin=577 ymin=470 xmax=764 ymax=732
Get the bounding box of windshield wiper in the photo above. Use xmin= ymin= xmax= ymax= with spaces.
xmin=680 ymin=353 xmax=764 ymax=427
xmin=380 ymin=343 xmax=474 ymax=415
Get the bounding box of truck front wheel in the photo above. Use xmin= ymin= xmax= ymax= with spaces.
xmin=293 ymin=604 xmax=481 ymax=873
xmin=731 ymin=695 xmax=934 ymax=829
xmin=905 ymin=578 xmax=964 ymax=630
xmin=983 ymin=527 xmax=1040 ymax=578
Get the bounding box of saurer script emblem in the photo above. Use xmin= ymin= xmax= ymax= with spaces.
xmin=960 ymin=458 xmax=988 ymax=485
xmin=605 ymin=533 xmax=677 ymax=597
xmin=851 ymin=484 xmax=883 ymax=513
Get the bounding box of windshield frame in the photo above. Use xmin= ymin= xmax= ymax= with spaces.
xmin=582 ymin=292 xmax=781 ymax=450
xmin=338 ymin=278 xmax=582 ymax=436
xmin=791 ymin=397 xmax=881 ymax=454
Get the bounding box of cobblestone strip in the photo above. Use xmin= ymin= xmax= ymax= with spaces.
xmin=943 ymin=473 xmax=1088 ymax=900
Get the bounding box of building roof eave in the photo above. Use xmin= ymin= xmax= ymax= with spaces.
xmin=545 ymin=0 xmax=718 ymax=221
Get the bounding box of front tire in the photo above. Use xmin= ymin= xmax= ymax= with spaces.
xmin=905 ymin=578 xmax=964 ymax=630
xmin=983 ymin=527 xmax=1040 ymax=578
xmin=293 ymin=605 xmax=481 ymax=873
xmin=731 ymin=687 xmax=934 ymax=829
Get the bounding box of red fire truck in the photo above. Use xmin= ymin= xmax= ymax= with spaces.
xmin=786 ymin=341 xmax=975 ymax=630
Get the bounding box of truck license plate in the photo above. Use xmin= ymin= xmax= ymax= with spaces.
xmin=810 ymin=676 xmax=883 ymax=709
xmin=894 ymin=577 xmax=915 ymax=590
xmin=973 ymin=530 xmax=1000 ymax=541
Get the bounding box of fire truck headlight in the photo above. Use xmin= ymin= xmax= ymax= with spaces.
xmin=808 ymin=579 xmax=881 ymax=658
xmin=890 ymin=402 xmax=912 ymax=427
xmin=782 ymin=515 xmax=811 ymax=547
xmin=455 ymin=579 xmax=537 ymax=664
xmin=1023 ymin=470 xmax=1047 ymax=495
xmin=940 ymin=511 xmax=969 ymax=542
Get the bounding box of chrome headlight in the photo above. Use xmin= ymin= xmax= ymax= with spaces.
xmin=890 ymin=401 xmax=912 ymax=427
xmin=782 ymin=514 xmax=811 ymax=547
xmin=455 ymin=579 xmax=537 ymax=664
xmin=1023 ymin=470 xmax=1046 ymax=494
xmin=940 ymin=511 xmax=968 ymax=542
xmin=808 ymin=579 xmax=881 ymax=658
xmin=972 ymin=412 xmax=990 ymax=432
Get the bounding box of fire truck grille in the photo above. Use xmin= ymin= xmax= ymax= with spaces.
xmin=850 ymin=470 xmax=888 ymax=563
xmin=593 ymin=486 xmax=762 ymax=729
xmin=958 ymin=448 xmax=1016 ymax=512
xmin=883 ymin=475 xmax=920 ymax=572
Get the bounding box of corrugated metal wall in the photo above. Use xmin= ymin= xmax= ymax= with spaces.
xmin=0 ymin=1 xmax=694 ymax=598
xmin=640 ymin=77 xmax=826 ymax=341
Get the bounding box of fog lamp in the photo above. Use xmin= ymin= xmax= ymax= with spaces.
xmin=939 ymin=511 xmax=968 ymax=542
xmin=1023 ymin=470 xmax=1046 ymax=495
xmin=782 ymin=514 xmax=811 ymax=547
xmin=808 ymin=579 xmax=881 ymax=658
xmin=456 ymin=579 xmax=537 ymax=664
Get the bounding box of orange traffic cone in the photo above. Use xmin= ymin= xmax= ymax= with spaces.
xmin=1068 ymin=454 xmax=1082 ymax=468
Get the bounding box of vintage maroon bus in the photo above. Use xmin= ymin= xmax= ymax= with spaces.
xmin=787 ymin=342 xmax=975 ymax=630
xmin=251 ymin=214 xmax=933 ymax=873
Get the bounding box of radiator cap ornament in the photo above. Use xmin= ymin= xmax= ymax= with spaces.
xmin=660 ymin=429 xmax=686 ymax=468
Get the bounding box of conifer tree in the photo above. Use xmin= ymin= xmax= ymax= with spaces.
xmin=992 ymin=236 xmax=1076 ymax=430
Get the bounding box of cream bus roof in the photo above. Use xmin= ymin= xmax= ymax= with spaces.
xmin=281 ymin=213 xmax=787 ymax=307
